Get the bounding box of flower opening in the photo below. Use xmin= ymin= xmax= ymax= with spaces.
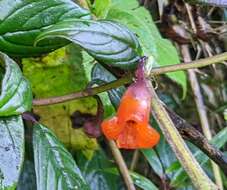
xmin=101 ymin=63 xmax=160 ymax=149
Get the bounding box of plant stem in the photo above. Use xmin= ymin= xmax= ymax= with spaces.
xmin=165 ymin=106 xmax=227 ymax=176
xmin=108 ymin=140 xmax=136 ymax=190
xmin=33 ymin=76 xmax=132 ymax=106
xmin=181 ymin=44 xmax=223 ymax=190
xmin=150 ymin=52 xmax=227 ymax=75
xmin=149 ymin=82 xmax=218 ymax=190
xmin=130 ymin=150 xmax=139 ymax=171
xmin=33 ymin=52 xmax=227 ymax=106
xmin=185 ymin=3 xmax=224 ymax=188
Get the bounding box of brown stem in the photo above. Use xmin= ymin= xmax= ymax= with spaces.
xmin=33 ymin=52 xmax=227 ymax=106
xmin=165 ymin=106 xmax=227 ymax=176
xmin=33 ymin=76 xmax=132 ymax=106
xmin=149 ymin=82 xmax=218 ymax=189
xmin=93 ymin=95 xmax=104 ymax=125
xmin=147 ymin=163 xmax=173 ymax=190
xmin=108 ymin=140 xmax=136 ymax=190
xmin=181 ymin=44 xmax=223 ymax=189
xmin=130 ymin=150 xmax=139 ymax=171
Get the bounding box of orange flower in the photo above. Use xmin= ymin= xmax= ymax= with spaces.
xmin=101 ymin=67 xmax=160 ymax=149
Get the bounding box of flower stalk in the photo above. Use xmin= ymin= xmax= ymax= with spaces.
xmin=108 ymin=140 xmax=136 ymax=190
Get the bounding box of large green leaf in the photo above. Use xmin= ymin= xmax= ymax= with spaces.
xmin=77 ymin=149 xmax=158 ymax=190
xmin=170 ymin=127 xmax=227 ymax=187
xmin=23 ymin=45 xmax=98 ymax=158
xmin=91 ymin=63 xmax=125 ymax=109
xmin=141 ymin=149 xmax=164 ymax=177
xmin=90 ymin=63 xmax=124 ymax=118
xmin=0 ymin=52 xmax=32 ymax=116
xmin=130 ymin=172 xmax=158 ymax=190
xmin=88 ymin=0 xmax=112 ymax=18
xmin=36 ymin=19 xmax=142 ymax=69
xmin=112 ymin=0 xmax=138 ymax=10
xmin=33 ymin=123 xmax=90 ymax=190
xmin=76 ymin=150 xmax=124 ymax=190
xmin=141 ymin=120 xmax=177 ymax=179
xmin=0 ymin=0 xmax=90 ymax=56
xmin=0 ymin=116 xmax=24 ymax=190
xmin=107 ymin=0 xmax=187 ymax=96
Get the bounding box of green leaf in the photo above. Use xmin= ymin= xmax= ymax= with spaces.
xmin=76 ymin=150 xmax=124 ymax=190
xmin=141 ymin=122 xmax=177 ymax=179
xmin=36 ymin=19 xmax=142 ymax=69
xmin=141 ymin=149 xmax=164 ymax=177
xmin=165 ymin=161 xmax=181 ymax=174
xmin=90 ymin=63 xmax=125 ymax=117
xmin=33 ymin=123 xmax=90 ymax=190
xmin=89 ymin=0 xmax=112 ymax=18
xmin=0 ymin=52 xmax=32 ymax=116
xmin=104 ymin=168 xmax=158 ymax=190
xmin=154 ymin=130 xmax=178 ymax=177
xmin=130 ymin=172 xmax=158 ymax=190
xmin=22 ymin=46 xmax=88 ymax=98
xmin=112 ymin=0 xmax=139 ymax=10
xmin=91 ymin=63 xmax=125 ymax=109
xmin=170 ymin=127 xmax=227 ymax=187
xmin=107 ymin=1 xmax=187 ymax=96
xmin=98 ymin=92 xmax=116 ymax=118
xmin=23 ymin=46 xmax=98 ymax=158
xmin=0 ymin=116 xmax=24 ymax=190
xmin=0 ymin=0 xmax=90 ymax=56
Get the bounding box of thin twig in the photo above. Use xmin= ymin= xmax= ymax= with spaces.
xmin=33 ymin=52 xmax=227 ymax=106
xmin=108 ymin=140 xmax=136 ymax=190
xmin=33 ymin=76 xmax=132 ymax=106
xmin=130 ymin=150 xmax=140 ymax=171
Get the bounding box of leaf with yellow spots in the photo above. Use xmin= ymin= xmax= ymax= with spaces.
xmin=22 ymin=44 xmax=98 ymax=159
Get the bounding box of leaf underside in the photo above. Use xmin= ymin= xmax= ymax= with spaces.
xmin=0 ymin=116 xmax=24 ymax=190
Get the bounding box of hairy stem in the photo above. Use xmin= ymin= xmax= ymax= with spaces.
xmin=33 ymin=52 xmax=227 ymax=106
xmin=149 ymin=82 xmax=218 ymax=190
xmin=108 ymin=140 xmax=136 ymax=190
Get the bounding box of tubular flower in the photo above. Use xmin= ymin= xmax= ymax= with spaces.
xmin=101 ymin=61 xmax=160 ymax=149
